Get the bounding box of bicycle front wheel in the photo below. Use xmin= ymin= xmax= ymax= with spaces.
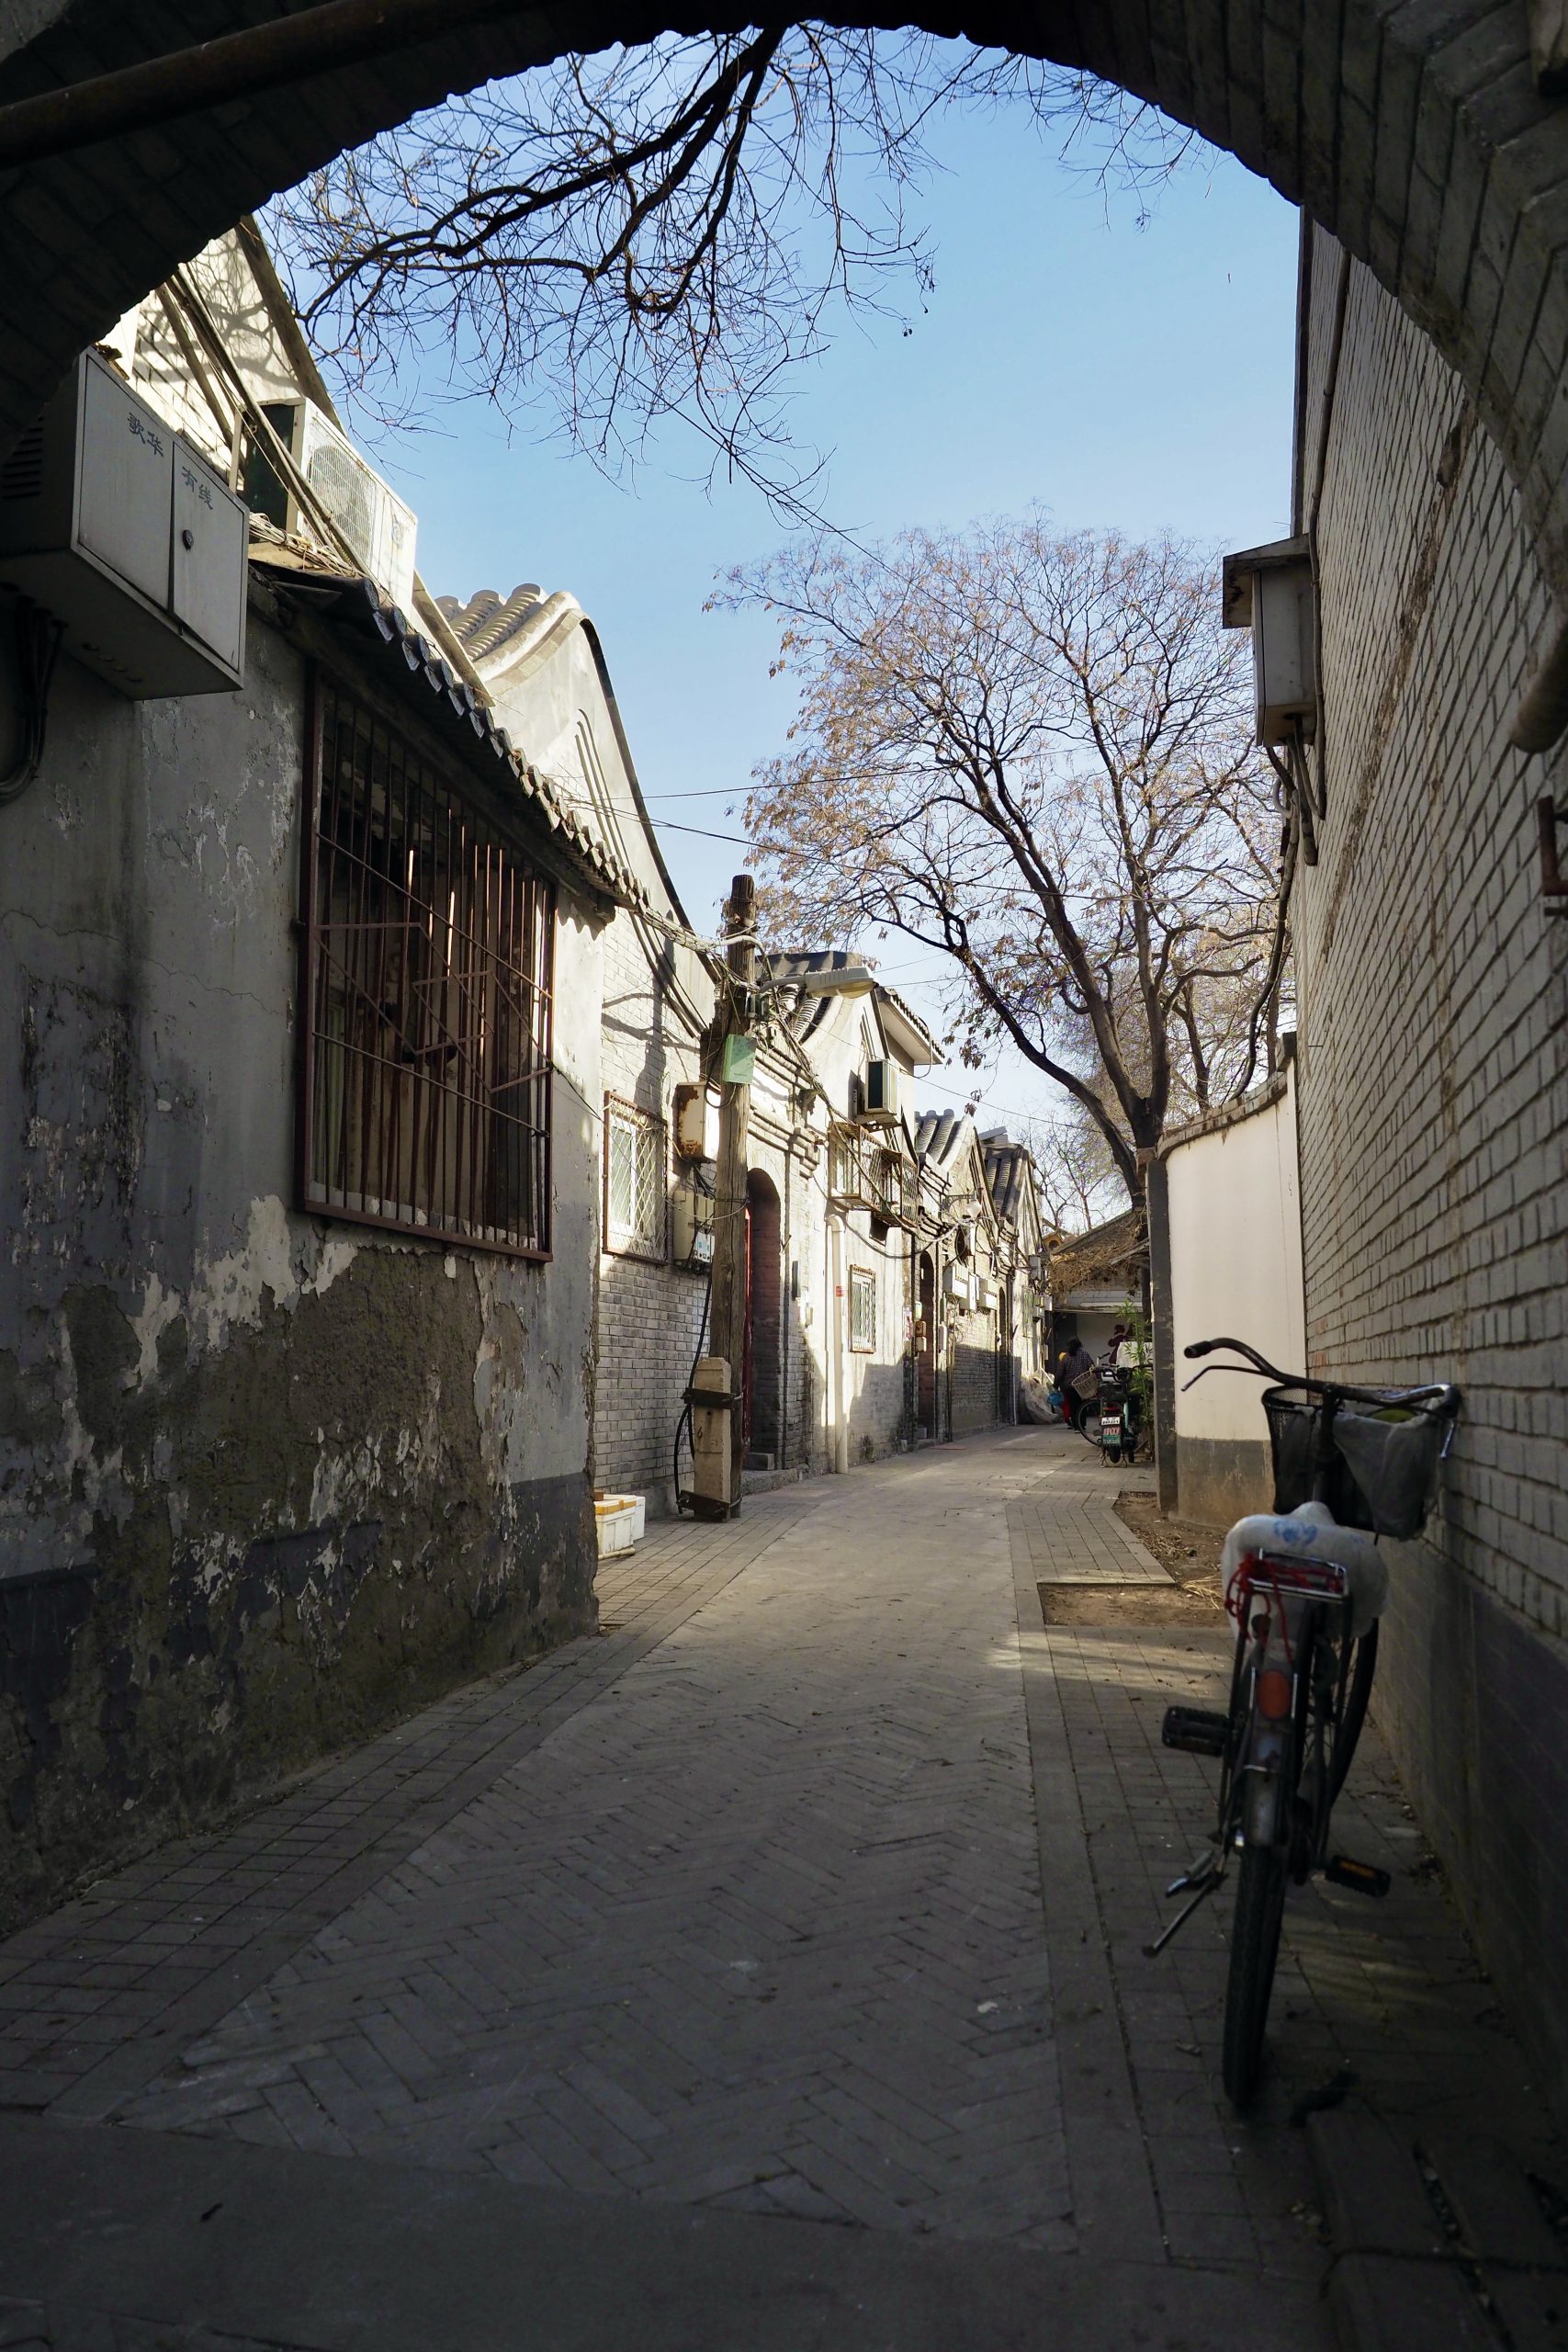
xmin=1079 ymin=1406 xmax=1102 ymax=1448
xmin=1223 ymin=1843 xmax=1288 ymax=2112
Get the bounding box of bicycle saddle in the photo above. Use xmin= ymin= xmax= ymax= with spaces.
xmin=1220 ymin=1501 xmax=1389 ymax=1638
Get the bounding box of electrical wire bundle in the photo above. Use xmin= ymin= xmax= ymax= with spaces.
xmin=0 ymin=598 xmax=64 ymax=806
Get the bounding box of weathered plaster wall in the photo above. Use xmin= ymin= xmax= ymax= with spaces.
xmin=1296 ymin=229 xmax=1568 ymax=2109
xmin=0 ymin=597 xmax=601 ymax=1925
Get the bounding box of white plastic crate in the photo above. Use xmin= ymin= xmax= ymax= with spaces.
xmin=594 ymin=1493 xmax=647 ymax=1557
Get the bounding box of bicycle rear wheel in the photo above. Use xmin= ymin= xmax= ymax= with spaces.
xmin=1223 ymin=1844 xmax=1287 ymax=2111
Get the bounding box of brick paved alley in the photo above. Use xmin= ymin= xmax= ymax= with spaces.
xmin=0 ymin=1428 xmax=1560 ymax=2350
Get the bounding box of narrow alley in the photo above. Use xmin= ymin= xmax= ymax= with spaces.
xmin=0 ymin=1429 xmax=1557 ymax=2349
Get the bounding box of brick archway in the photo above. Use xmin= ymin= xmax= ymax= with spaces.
xmin=3 ymin=3 xmax=1568 ymax=623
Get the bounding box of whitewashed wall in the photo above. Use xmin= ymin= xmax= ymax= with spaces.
xmin=1161 ymin=1062 xmax=1305 ymax=1525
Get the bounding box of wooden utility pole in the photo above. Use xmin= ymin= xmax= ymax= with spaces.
xmin=709 ymin=873 xmax=756 ymax=1508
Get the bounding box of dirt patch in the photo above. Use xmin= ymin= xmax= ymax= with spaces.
xmin=1115 ymin=1490 xmax=1225 ymax=1589
xmin=1038 ymin=1580 xmax=1227 ymax=1628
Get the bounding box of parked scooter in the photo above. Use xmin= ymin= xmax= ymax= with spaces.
xmin=1096 ymin=1363 xmax=1139 ymax=1465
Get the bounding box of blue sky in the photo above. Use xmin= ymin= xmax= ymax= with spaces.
xmin=355 ymin=91 xmax=1300 ymax=1155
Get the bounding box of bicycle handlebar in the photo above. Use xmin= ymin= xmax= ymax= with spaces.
xmin=1180 ymin=1336 xmax=1460 ymax=1416
xmin=1183 ymin=1335 xmax=1286 ymax=1380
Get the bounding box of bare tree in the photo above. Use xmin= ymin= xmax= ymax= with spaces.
xmin=265 ymin=36 xmax=1197 ymax=511
xmin=717 ymin=515 xmax=1287 ymax=1203
xmin=1011 ymin=1107 xmax=1124 ymax=1236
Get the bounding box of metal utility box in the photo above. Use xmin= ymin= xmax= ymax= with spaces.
xmin=671 ymin=1172 xmax=715 ymax=1268
xmin=0 ymin=349 xmax=247 ymax=697
xmin=672 ymin=1081 xmax=720 ymax=1162
xmin=720 ymin=1033 xmax=756 ymax=1086
xmin=172 ymin=442 xmax=248 ymax=674
xmin=1220 ymin=534 xmax=1316 ymax=747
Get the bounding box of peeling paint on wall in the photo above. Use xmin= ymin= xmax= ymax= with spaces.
xmin=0 ymin=600 xmax=604 ymax=1928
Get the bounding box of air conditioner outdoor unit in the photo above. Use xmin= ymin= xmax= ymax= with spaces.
xmin=976 ymin=1277 xmax=998 ymax=1312
xmin=861 ymin=1058 xmax=899 ymax=1124
xmin=0 ymin=348 xmax=247 ymax=696
xmin=942 ymin=1263 xmax=975 ymax=1305
xmin=296 ymin=402 xmax=416 ymax=613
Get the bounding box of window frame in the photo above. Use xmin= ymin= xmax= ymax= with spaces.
xmin=297 ymin=667 xmax=555 ymax=1260
xmin=849 ymin=1265 xmax=877 ymax=1353
xmin=603 ymin=1092 xmax=670 ymax=1265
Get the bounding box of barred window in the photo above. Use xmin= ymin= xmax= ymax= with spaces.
xmin=849 ymin=1267 xmax=877 ymax=1351
xmin=301 ymin=675 xmax=553 ymax=1255
xmin=604 ymin=1096 xmax=668 ymax=1261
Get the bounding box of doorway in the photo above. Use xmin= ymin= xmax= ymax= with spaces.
xmin=917 ymin=1250 xmax=937 ymax=1441
xmin=745 ymin=1169 xmax=783 ymax=1468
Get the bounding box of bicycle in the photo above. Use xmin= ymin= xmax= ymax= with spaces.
xmin=1149 ymin=1337 xmax=1460 ymax=2111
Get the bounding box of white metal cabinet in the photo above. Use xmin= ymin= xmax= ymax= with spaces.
xmin=75 ymin=352 xmax=174 ymax=606
xmin=172 ymin=440 xmax=247 ymax=676
xmin=0 ymin=350 xmax=247 ymax=696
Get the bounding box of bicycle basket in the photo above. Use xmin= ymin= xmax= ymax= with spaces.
xmin=1330 ymin=1403 xmax=1449 ymax=1539
xmin=1261 ymin=1388 xmax=1375 ymax=1530
xmin=1071 ymin=1368 xmax=1100 ymax=1400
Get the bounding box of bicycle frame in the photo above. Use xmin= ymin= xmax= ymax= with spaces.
xmin=1224 ymin=1552 xmax=1351 ymax=1864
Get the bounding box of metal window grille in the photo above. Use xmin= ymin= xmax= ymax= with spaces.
xmin=300 ymin=673 xmax=554 ymax=1256
xmin=604 ymin=1096 xmax=668 ymax=1261
xmin=850 ymin=1267 xmax=877 ymax=1351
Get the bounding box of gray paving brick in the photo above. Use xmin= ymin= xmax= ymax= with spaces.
xmin=0 ymin=1425 xmax=1551 ymax=2314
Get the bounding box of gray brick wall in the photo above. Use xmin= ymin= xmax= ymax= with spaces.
xmin=1296 ymin=225 xmax=1568 ymax=2109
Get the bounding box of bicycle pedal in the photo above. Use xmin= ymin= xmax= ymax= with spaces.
xmin=1324 ymin=1855 xmax=1392 ymax=1898
xmin=1161 ymin=1705 xmax=1229 ymax=1757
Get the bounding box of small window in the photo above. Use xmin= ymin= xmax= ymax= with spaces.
xmin=849 ymin=1267 xmax=876 ymax=1352
xmin=243 ymin=401 xmax=300 ymax=531
xmin=604 ymin=1096 xmax=668 ymax=1261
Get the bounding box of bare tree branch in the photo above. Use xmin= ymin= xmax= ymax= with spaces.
xmin=716 ymin=514 xmax=1289 ymax=1204
xmin=263 ymin=32 xmax=1201 ymax=508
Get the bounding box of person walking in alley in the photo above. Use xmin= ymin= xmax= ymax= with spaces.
xmin=1059 ymin=1334 xmax=1093 ymax=1430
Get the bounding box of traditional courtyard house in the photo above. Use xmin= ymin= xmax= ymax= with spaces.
xmin=430 ymin=600 xmax=945 ymax=1501
xmin=1044 ymin=1206 xmax=1146 ymax=1369
xmin=431 ymin=582 xmax=723 ymax=1511
xmin=773 ymin=956 xmax=939 ymax=1470
xmin=0 ymin=232 xmax=637 ymax=1920
xmin=912 ymin=1110 xmax=1022 ymax=1440
xmin=981 ymin=1128 xmax=1049 ymax=1416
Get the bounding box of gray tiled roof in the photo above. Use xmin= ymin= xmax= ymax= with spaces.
xmin=436 ymin=585 xmax=547 ymax=663
xmin=253 ymin=560 xmax=641 ymax=910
